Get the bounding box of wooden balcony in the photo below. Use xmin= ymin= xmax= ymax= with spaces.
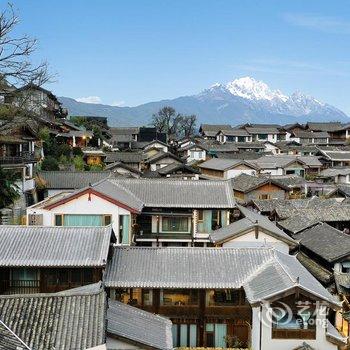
xmin=0 ymin=280 xmax=40 ymax=295
xmin=272 ymin=328 xmax=316 ymax=339
xmin=0 ymin=152 xmax=36 ymax=165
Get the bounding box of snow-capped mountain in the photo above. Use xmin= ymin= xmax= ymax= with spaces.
xmin=226 ymin=77 xmax=288 ymax=102
xmin=59 ymin=77 xmax=348 ymax=126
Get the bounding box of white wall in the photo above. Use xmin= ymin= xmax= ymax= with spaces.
xmin=107 ymin=337 xmax=146 ymax=349
xmin=27 ymin=193 xmax=131 ymax=244
xmin=187 ymin=148 xmax=206 ymax=162
xmin=226 ymin=168 xmax=257 ymax=179
xmin=258 ymin=304 xmax=337 ymax=350
xmin=259 ymin=168 xmax=284 ymax=176
xmin=222 ymin=230 xmax=290 ymax=253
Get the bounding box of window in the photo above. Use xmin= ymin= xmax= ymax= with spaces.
xmin=104 ymin=215 xmax=112 ymax=226
xmin=55 ymin=214 xmax=63 ymax=226
xmin=237 ymin=136 xmax=245 ymax=142
xmin=197 ymin=210 xmax=204 ymax=222
xmin=143 ymin=289 xmax=153 ymax=306
xmin=271 ymin=296 xmax=316 ymax=339
xmin=162 ymin=217 xmax=189 ymax=232
xmin=206 ymin=289 xmax=245 ymax=306
xmin=258 ymin=134 xmax=268 ymax=140
xmin=205 ymin=324 xmax=227 ymax=348
xmin=211 ymin=210 xmax=222 ymax=230
xmin=28 ymin=214 xmax=43 ymax=226
xmin=258 ymin=194 xmax=271 ymax=200
xmin=172 ymin=324 xmax=197 ymax=347
xmin=161 ymin=289 xmax=199 ymax=306
xmin=55 ymin=214 xmax=112 ymax=227
xmin=12 ymin=268 xmax=38 ymax=282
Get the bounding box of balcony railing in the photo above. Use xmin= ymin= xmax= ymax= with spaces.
xmin=272 ymin=328 xmax=316 ymax=339
xmin=0 ymin=152 xmax=36 ymax=165
xmin=0 ymin=280 xmax=40 ymax=294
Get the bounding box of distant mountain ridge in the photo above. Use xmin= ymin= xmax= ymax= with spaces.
xmin=59 ymin=77 xmax=349 ymax=126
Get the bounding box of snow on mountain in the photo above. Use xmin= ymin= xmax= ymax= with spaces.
xmin=226 ymin=77 xmax=288 ymax=102
xmin=59 ymin=76 xmax=349 ymax=126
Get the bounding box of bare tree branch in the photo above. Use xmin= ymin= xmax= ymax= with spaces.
xmin=0 ymin=3 xmax=51 ymax=88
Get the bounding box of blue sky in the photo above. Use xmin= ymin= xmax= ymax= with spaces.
xmin=3 ymin=0 xmax=350 ymax=113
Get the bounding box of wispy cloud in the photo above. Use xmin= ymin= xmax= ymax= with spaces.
xmin=76 ymin=96 xmax=102 ymax=104
xmin=111 ymin=100 xmax=125 ymax=107
xmin=231 ymin=58 xmax=350 ymax=78
xmin=283 ymin=13 xmax=350 ymax=34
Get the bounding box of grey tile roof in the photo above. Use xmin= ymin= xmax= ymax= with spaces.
xmin=93 ymin=180 xmax=145 ymax=212
xmin=270 ymin=175 xmax=306 ymax=188
xmin=104 ymin=151 xmax=144 ymax=164
xmin=326 ymin=320 xmax=347 ymax=345
xmin=334 ymin=272 xmax=350 ymax=294
xmin=256 ymin=197 xmax=340 ymax=217
xmin=105 ymin=161 xmax=141 ymax=174
xmin=146 ymin=151 xmax=182 ymax=164
xmin=110 ymin=127 xmax=139 ymax=135
xmin=293 ymin=130 xmax=330 ymax=138
xmin=210 ymin=205 xmax=296 ymax=245
xmin=157 ymin=162 xmax=199 ymax=175
xmin=0 ymin=320 xmax=31 ymax=350
xmin=296 ymin=252 xmax=333 ymax=284
xmin=307 ymin=122 xmax=343 ymax=132
xmin=215 ymin=151 xmax=265 ymax=160
xmin=101 ymin=178 xmax=236 ymax=208
xmin=321 ymin=167 xmax=350 ymax=177
xmin=294 ymin=223 xmax=350 ymax=263
xmin=245 ymin=126 xmax=281 ymax=134
xmin=218 ymin=128 xmax=250 ymax=136
xmin=36 ymin=171 xmax=111 ymax=189
xmin=252 ymin=155 xmax=322 ymax=169
xmin=105 ymin=247 xmax=337 ymax=306
xmin=231 ymin=173 xmax=289 ymax=193
xmin=0 ymin=226 xmax=112 ymax=267
xmin=107 ymin=300 xmax=173 ymax=350
xmin=278 ymin=204 xmax=350 ymax=233
xmin=199 ymin=158 xmax=257 ymax=171
xmin=320 ymin=150 xmax=350 ymax=161
xmin=0 ymin=283 xmax=106 ymax=350
xmin=200 ymin=124 xmax=232 ymax=133
xmin=338 ymin=184 xmax=350 ymax=196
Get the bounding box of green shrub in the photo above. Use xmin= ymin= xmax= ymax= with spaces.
xmin=41 ymin=157 xmax=59 ymax=171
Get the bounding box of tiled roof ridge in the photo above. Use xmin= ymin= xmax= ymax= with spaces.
xmin=0 ymin=319 xmax=32 ymax=350
xmin=242 ymin=254 xmax=277 ymax=287
xmin=103 ymin=179 xmax=145 ymax=207
xmin=273 ymin=250 xmax=298 ymax=284
xmin=109 ymin=299 xmax=172 ymax=325
xmin=0 ymin=286 xmax=104 ymax=299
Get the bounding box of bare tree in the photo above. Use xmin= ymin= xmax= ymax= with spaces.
xmin=152 ymin=106 xmax=177 ymax=133
xmin=152 ymin=106 xmax=197 ymax=139
xmin=180 ymin=114 xmax=197 ymax=138
xmin=0 ymin=3 xmax=51 ymax=89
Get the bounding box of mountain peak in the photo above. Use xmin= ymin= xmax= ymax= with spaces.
xmin=226 ymin=76 xmax=288 ymax=102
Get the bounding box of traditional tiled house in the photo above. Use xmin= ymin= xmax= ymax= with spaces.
xmin=107 ymin=299 xmax=173 ymax=350
xmin=231 ymin=173 xmax=289 ymax=203
xmin=210 ymin=205 xmax=297 ymax=253
xmin=199 ymin=124 xmax=232 ymax=139
xmin=216 ymin=128 xmax=252 ymax=143
xmin=27 ymin=178 xmax=236 ymax=246
xmin=35 ymin=170 xmax=112 ymax=197
xmin=105 ymin=246 xmax=344 ymax=349
xmin=104 ymin=151 xmax=144 ymax=171
xmin=199 ymin=158 xmax=258 ymax=179
xmin=0 ymin=282 xmax=106 ymax=350
xmin=0 ymin=225 xmax=113 ymax=294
